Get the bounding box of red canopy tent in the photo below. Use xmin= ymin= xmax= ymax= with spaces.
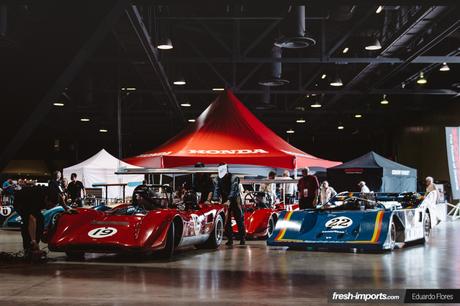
xmin=125 ymin=90 xmax=340 ymax=170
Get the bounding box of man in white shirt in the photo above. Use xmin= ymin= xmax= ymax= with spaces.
xmin=260 ymin=171 xmax=277 ymax=204
xmin=425 ymin=176 xmax=438 ymax=200
xmin=279 ymin=170 xmax=297 ymax=204
xmin=358 ymin=181 xmax=371 ymax=193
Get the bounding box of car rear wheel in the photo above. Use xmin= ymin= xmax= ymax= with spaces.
xmin=423 ymin=212 xmax=431 ymax=243
xmin=266 ymin=215 xmax=276 ymax=239
xmin=157 ymin=222 xmax=175 ymax=258
xmin=201 ymin=214 xmax=224 ymax=249
xmin=388 ymin=221 xmax=396 ymax=251
xmin=65 ymin=251 xmax=85 ymax=260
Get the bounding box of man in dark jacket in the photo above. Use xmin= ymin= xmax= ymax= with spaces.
xmin=212 ymin=163 xmax=245 ymax=245
xmin=297 ymin=167 xmax=319 ymax=209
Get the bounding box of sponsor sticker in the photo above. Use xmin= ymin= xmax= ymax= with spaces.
xmin=88 ymin=227 xmax=118 ymax=238
xmin=0 ymin=206 xmax=12 ymax=217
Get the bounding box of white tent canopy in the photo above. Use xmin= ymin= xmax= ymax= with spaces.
xmin=63 ymin=149 xmax=143 ymax=200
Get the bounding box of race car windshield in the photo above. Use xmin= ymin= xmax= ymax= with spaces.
xmin=318 ymin=192 xmax=381 ymax=211
xmin=132 ymin=185 xmax=172 ymax=210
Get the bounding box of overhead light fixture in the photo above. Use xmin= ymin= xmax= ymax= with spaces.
xmin=380 ymin=94 xmax=389 ymax=105
xmin=354 ymin=114 xmax=362 ymax=118
xmin=330 ymin=76 xmax=343 ymax=87
xmin=416 ymin=72 xmax=427 ymax=85
xmin=180 ymin=103 xmax=191 ymax=107
xmin=173 ymin=77 xmax=186 ymax=86
xmin=439 ymin=62 xmax=450 ymax=72
xmin=188 ymin=119 xmax=196 ymax=122
xmin=376 ymin=6 xmax=383 ymax=14
xmin=274 ymin=6 xmax=316 ymax=49
xmin=342 ymin=47 xmax=349 ymax=54
xmin=296 ymin=118 xmax=306 ymax=123
xmin=321 ymin=73 xmax=327 ymax=79
xmin=80 ymin=118 xmax=90 ymax=122
xmin=157 ymin=38 xmax=173 ymax=50
xmin=286 ymin=129 xmax=295 ymax=134
xmin=99 ymin=129 xmax=108 ymax=133
xmin=53 ymin=102 xmax=64 ymax=107
xmin=310 ymin=102 xmax=322 ymax=108
xmin=337 ymin=125 xmax=344 ymax=130
xmin=212 ymin=87 xmax=225 ymax=91
xmin=365 ymin=38 xmax=382 ymax=51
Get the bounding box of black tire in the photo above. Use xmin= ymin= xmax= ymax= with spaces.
xmin=265 ymin=215 xmax=276 ymax=239
xmin=388 ymin=220 xmax=396 ymax=251
xmin=65 ymin=251 xmax=85 ymax=260
xmin=201 ymin=214 xmax=224 ymax=249
xmin=157 ymin=222 xmax=175 ymax=258
xmin=423 ymin=212 xmax=431 ymax=243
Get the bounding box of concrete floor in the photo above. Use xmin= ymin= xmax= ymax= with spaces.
xmin=0 ymin=221 xmax=459 ymax=306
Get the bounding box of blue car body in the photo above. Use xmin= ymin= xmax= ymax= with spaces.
xmin=267 ymin=191 xmax=439 ymax=252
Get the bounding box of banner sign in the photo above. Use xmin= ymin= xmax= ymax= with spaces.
xmin=445 ymin=127 xmax=460 ymax=200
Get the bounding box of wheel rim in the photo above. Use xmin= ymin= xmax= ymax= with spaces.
xmin=390 ymin=222 xmax=396 ymax=249
xmin=215 ymin=217 xmax=224 ymax=244
xmin=267 ymin=217 xmax=275 ymax=238
xmin=424 ymin=214 xmax=431 ymax=240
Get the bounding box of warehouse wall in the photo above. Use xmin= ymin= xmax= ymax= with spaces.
xmin=395 ymin=126 xmax=449 ymax=183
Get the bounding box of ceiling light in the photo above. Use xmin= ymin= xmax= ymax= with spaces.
xmin=342 ymin=47 xmax=349 ymax=54
xmin=365 ymin=38 xmax=382 ymax=51
xmin=286 ymin=129 xmax=295 ymax=134
xmin=80 ymin=118 xmax=90 ymax=122
xmin=354 ymin=114 xmax=362 ymax=118
xmin=416 ymin=72 xmax=427 ymax=85
xmin=188 ymin=119 xmax=196 ymax=123
xmin=321 ymin=73 xmax=327 ymax=79
xmin=53 ymin=102 xmax=64 ymax=107
xmin=337 ymin=125 xmax=344 ymax=130
xmin=311 ymin=102 xmax=322 ymax=108
xmin=376 ymin=6 xmax=383 ymax=14
xmin=126 ymin=87 xmax=136 ymax=91
xmin=157 ymin=38 xmax=173 ymax=50
xmin=180 ymin=103 xmax=191 ymax=107
xmin=212 ymin=87 xmax=225 ymax=91
xmin=296 ymin=119 xmax=306 ymax=123
xmin=380 ymin=94 xmax=389 ymax=105
xmin=439 ymin=62 xmax=450 ymax=72
xmin=99 ymin=129 xmax=108 ymax=133
xmin=330 ymin=76 xmax=343 ymax=87
xmin=173 ymin=77 xmax=186 ymax=86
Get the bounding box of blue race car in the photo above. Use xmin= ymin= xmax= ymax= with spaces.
xmin=267 ymin=191 xmax=438 ymax=252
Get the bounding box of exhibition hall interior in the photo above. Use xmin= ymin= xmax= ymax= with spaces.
xmin=1 ymin=1 xmax=460 ymax=305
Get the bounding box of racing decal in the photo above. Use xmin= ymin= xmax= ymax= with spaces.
xmin=348 ymin=211 xmax=384 ymax=244
xmin=0 ymin=206 xmax=12 ymax=217
xmin=190 ymin=214 xmax=205 ymax=235
xmin=325 ymin=217 xmax=353 ymax=229
xmin=88 ymin=227 xmax=118 ymax=238
xmin=275 ymin=211 xmax=294 ymax=241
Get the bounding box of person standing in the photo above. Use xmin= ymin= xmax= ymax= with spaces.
xmin=280 ymin=170 xmax=297 ymax=204
xmin=67 ymin=173 xmax=86 ymax=207
xmin=48 ymin=171 xmax=67 ymax=208
xmin=260 ymin=171 xmax=277 ymax=205
xmin=358 ymin=181 xmax=371 ymax=193
xmin=192 ymin=162 xmax=214 ymax=204
xmin=213 ymin=163 xmax=245 ymax=246
xmin=319 ymin=181 xmax=337 ymax=205
xmin=297 ymin=167 xmax=319 ymax=209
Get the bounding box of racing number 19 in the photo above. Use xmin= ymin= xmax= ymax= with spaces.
xmin=92 ymin=228 xmax=114 ymax=236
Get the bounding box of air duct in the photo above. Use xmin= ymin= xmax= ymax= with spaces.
xmin=275 ymin=5 xmax=316 ymax=49
xmin=258 ymin=46 xmax=289 ymax=86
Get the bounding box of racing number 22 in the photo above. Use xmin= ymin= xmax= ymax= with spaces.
xmin=325 ymin=217 xmax=353 ymax=229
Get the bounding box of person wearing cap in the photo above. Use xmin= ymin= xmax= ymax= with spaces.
xmin=192 ymin=162 xmax=214 ymax=204
xmin=297 ymin=167 xmax=319 ymax=209
xmin=319 ymin=181 xmax=337 ymax=205
xmin=212 ymin=163 xmax=245 ymax=245
xmin=358 ymin=181 xmax=371 ymax=193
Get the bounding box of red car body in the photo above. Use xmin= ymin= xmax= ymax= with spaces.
xmin=232 ymin=192 xmax=299 ymax=239
xmin=48 ymin=186 xmax=225 ymax=258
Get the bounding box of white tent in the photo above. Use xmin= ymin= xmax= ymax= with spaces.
xmin=63 ymin=149 xmax=143 ymax=200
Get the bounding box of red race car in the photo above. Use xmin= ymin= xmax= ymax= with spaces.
xmin=233 ymin=181 xmax=299 ymax=240
xmin=48 ymin=184 xmax=225 ymax=259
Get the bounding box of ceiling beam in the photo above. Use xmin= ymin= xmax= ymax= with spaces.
xmin=125 ymin=5 xmax=185 ymax=123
